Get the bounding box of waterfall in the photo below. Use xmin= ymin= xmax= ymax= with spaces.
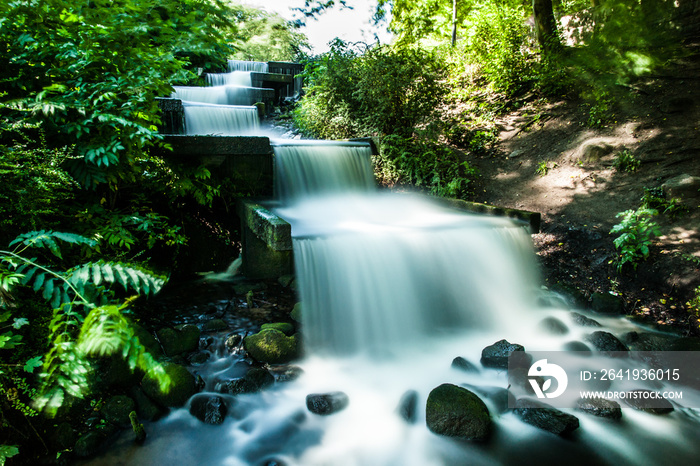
xmin=183 ymin=102 xmax=259 ymax=136
xmin=206 ymin=71 xmax=252 ymax=87
xmin=272 ymin=143 xmax=539 ymax=356
xmin=272 ymin=141 xmax=376 ymax=201
xmin=228 ymin=59 xmax=269 ymax=73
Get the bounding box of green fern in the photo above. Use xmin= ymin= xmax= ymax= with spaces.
xmin=9 ymin=230 xmax=97 ymax=259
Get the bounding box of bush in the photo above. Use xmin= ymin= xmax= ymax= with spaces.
xmin=375 ymin=135 xmax=478 ymax=199
xmin=610 ymin=208 xmax=661 ymax=273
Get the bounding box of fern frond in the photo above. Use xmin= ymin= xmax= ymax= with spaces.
xmin=9 ymin=230 xmax=98 ymax=259
xmin=66 ymin=260 xmax=166 ymax=298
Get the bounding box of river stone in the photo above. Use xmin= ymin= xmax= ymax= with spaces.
xmin=141 ymin=363 xmax=197 ymax=408
xmin=624 ymin=390 xmax=674 ymax=414
xmin=102 ymin=395 xmax=136 ymax=427
xmin=538 ymin=317 xmax=569 ymax=335
xmin=190 ymin=394 xmax=228 ymax=425
xmin=202 ymin=319 xmax=228 ymax=332
xmin=128 ymin=386 xmax=165 ymax=421
xmin=269 ymin=365 xmax=305 ymax=382
xmin=585 ymin=331 xmax=629 ymax=353
xmin=668 ymin=336 xmax=700 ymax=351
xmin=576 ymin=398 xmax=622 ymax=419
xmin=74 ymin=431 xmax=104 ymax=458
xmin=306 ymin=392 xmax=349 ymax=415
xmin=462 ymin=384 xmax=515 ymax=414
xmin=132 ymin=322 xmax=163 ymax=356
xmin=225 ymin=334 xmax=243 ymax=351
xmin=156 ymin=324 xmax=200 ymax=356
xmin=223 ymin=367 xmax=275 ymax=395
xmin=570 ymin=312 xmax=602 ymax=327
xmin=513 ymin=398 xmax=579 ymax=436
xmin=662 ymin=174 xmax=700 ymax=200
xmin=261 ymin=322 xmax=295 ymax=336
xmin=451 ymin=356 xmax=479 ymax=373
xmin=397 ymin=390 xmax=419 ymax=423
xmin=291 ymin=302 xmax=302 ymax=322
xmin=481 ymin=339 xmax=525 ymax=369
xmin=590 ymin=292 xmax=624 ymax=314
xmin=562 ymin=341 xmax=592 ymax=353
xmin=425 ymin=384 xmax=491 ymax=441
xmin=244 ymin=329 xmax=299 ymax=364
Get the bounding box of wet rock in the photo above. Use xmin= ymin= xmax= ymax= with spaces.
xmin=188 ymin=351 xmax=211 ymax=365
xmin=244 ymin=329 xmax=299 ymax=364
xmin=156 ymin=324 xmax=201 ymax=356
xmin=128 ymin=386 xmax=165 ymax=421
xmin=585 ymin=331 xmax=629 ymax=353
xmin=451 ymin=356 xmax=479 ymax=373
xmin=132 ymin=322 xmax=163 ymax=356
xmin=508 ymin=367 xmax=541 ymax=397
xmin=397 ymin=390 xmax=419 ymax=423
xmin=481 ymin=339 xmax=526 ymax=369
xmin=624 ymin=332 xmax=677 ymax=351
xmin=576 ymin=398 xmax=622 ymax=419
xmin=538 ymin=317 xmax=569 ymax=335
xmin=74 ymin=431 xmax=104 ymax=458
xmin=549 ymin=284 xmax=587 ymax=308
xmin=102 ymin=395 xmax=135 ymax=427
xmin=141 ymin=363 xmax=197 ymax=408
xmin=195 ymin=374 xmax=206 ymax=391
xmin=190 ymin=394 xmax=228 ymax=425
xmin=570 ymin=312 xmax=602 ymax=327
xmin=668 ymin=337 xmax=700 ymax=351
xmin=662 ymin=174 xmax=700 ymax=200
xmin=624 ymin=390 xmax=674 ymax=414
xmin=306 ymin=392 xmax=349 ymax=416
xmin=562 ymin=341 xmax=592 ymax=353
xmin=425 ymin=384 xmax=491 ymax=441
xmin=225 ymin=334 xmax=243 ymax=351
xmin=290 ymin=302 xmax=302 ymax=322
xmin=261 ymin=322 xmax=295 ymax=336
xmin=269 ymin=365 xmax=304 ymax=383
xmin=513 ymin=398 xmax=579 ymax=436
xmin=462 ymin=384 xmax=515 ymax=413
xmin=223 ymin=367 xmax=275 ymax=395
xmin=590 ymin=293 xmax=624 ymax=315
xmin=96 ymin=354 xmax=142 ymax=390
xmin=202 ymin=319 xmax=228 ymax=332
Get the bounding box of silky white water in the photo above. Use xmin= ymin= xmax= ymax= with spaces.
xmin=88 ymin=62 xmax=700 ymax=464
xmin=228 ymin=59 xmax=269 ymax=73
xmin=183 ymin=102 xmax=259 ymax=136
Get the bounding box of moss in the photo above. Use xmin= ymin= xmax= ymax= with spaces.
xmin=243 ymin=329 xmax=299 ymax=364
xmin=261 ymin=322 xmax=295 ymax=336
xmin=425 ymin=383 xmax=491 ymax=441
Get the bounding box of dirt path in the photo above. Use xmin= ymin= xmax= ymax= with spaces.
xmin=470 ymin=48 xmax=700 ymax=333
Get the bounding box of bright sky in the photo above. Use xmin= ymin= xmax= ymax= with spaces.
xmin=240 ymin=0 xmax=393 ymax=54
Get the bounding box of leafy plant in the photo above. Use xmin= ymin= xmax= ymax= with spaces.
xmin=687 ymin=286 xmax=700 ymax=327
xmin=0 ymin=230 xmax=169 ymax=415
xmin=613 ymin=150 xmax=640 ymax=172
xmin=536 ymin=161 xmax=557 ymax=176
xmin=640 ymin=187 xmax=688 ymax=220
xmin=609 ymin=208 xmax=661 ymax=272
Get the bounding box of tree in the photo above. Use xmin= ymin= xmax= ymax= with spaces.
xmin=532 ymin=0 xmax=561 ymax=53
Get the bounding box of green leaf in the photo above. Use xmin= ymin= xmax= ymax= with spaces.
xmin=12 ymin=318 xmax=29 ymax=329
xmin=24 ymin=356 xmax=43 ymax=373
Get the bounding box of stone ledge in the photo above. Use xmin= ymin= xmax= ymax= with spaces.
xmin=237 ymin=200 xmax=292 ymax=252
xmin=436 ymin=198 xmax=541 ymax=234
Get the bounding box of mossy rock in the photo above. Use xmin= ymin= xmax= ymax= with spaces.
xmin=102 ymin=395 xmax=136 ymax=427
xmin=202 ymin=319 xmax=228 ymax=332
xmin=425 ymin=383 xmax=491 ymax=441
xmin=261 ymin=322 xmax=295 ymax=336
xmin=141 ymin=363 xmax=197 ymax=408
xmin=290 ymin=302 xmax=302 ymax=322
xmin=244 ymin=329 xmax=299 ymax=364
xmin=156 ymin=324 xmax=200 ymax=356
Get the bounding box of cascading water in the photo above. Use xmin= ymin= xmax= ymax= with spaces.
xmin=86 ymin=60 xmax=700 ymax=466
xmin=228 ymin=59 xmax=269 ymax=73
xmin=183 ymin=102 xmax=259 ymax=136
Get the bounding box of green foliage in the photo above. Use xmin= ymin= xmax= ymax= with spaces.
xmin=535 ymin=161 xmax=557 ymax=176
xmin=376 ymin=134 xmax=478 ymax=199
xmin=583 ymin=89 xmax=614 ymax=127
xmin=0 ymin=445 xmax=19 ymax=465
xmin=609 ymin=208 xmax=661 ymax=273
xmin=612 ymin=149 xmax=640 ymax=172
xmin=0 ymin=230 xmax=168 ymax=416
xmin=640 ymin=187 xmax=688 ymax=221
xmin=0 ymin=0 xmax=233 ymax=188
xmin=294 ymin=41 xmax=446 ymax=139
xmin=687 ymin=286 xmax=700 ymax=327
xmin=225 ymin=3 xmax=310 ymax=61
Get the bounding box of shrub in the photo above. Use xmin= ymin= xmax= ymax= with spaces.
xmin=609 ymin=208 xmax=661 ymax=273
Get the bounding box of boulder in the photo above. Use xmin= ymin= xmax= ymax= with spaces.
xmin=580 ymin=141 xmax=613 ymax=163
xmin=569 ymin=312 xmax=602 ymax=328
xmin=244 ymin=329 xmax=299 ymax=364
xmin=156 ymin=324 xmax=200 ymax=356
xmin=128 ymin=386 xmax=165 ymax=421
xmin=481 ymin=339 xmax=526 ymax=369
xmin=141 ymin=363 xmax=197 ymax=408
xmin=269 ymin=365 xmax=304 ymax=383
xmin=102 ymin=395 xmax=135 ymax=427
xmin=585 ymin=331 xmax=629 ymax=353
xmin=306 ymin=392 xmax=349 ymax=416
xmin=222 ymin=367 xmax=275 ymax=395
xmin=397 ymin=390 xmax=419 ymax=424
xmin=576 ymin=398 xmax=622 ymax=420
xmin=202 ymin=319 xmax=228 ymax=332
xmin=513 ymin=398 xmax=579 ymax=436
xmin=290 ymin=302 xmax=302 ymax=322
xmin=590 ymin=293 xmax=624 ymax=315
xmin=261 ymin=322 xmax=295 ymax=336
xmin=190 ymin=394 xmax=228 ymax=425
xmin=425 ymin=384 xmax=491 ymax=441
xmin=562 ymin=341 xmax=592 ymax=353
xmin=662 ymin=174 xmax=700 ymax=200
xmin=451 ymin=357 xmax=479 ymax=373
xmin=624 ymin=390 xmax=674 ymax=414
xmin=538 ymin=317 xmax=569 ymax=335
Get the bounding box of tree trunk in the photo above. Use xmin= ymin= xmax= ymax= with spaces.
xmin=532 ymin=0 xmax=560 ymax=54
xmin=451 ymin=0 xmax=457 ymax=47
